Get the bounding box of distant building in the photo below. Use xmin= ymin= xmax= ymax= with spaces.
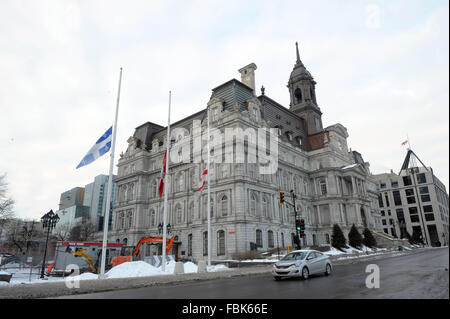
xmin=373 ymin=150 xmax=449 ymax=247
xmin=83 ymin=174 xmax=117 ymax=231
xmin=55 ymin=175 xmax=116 ymax=231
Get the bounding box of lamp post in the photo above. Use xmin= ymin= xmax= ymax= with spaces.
xmin=40 ymin=210 xmax=59 ymax=279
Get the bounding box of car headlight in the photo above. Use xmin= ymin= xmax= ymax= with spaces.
xmin=290 ymin=264 xmax=296 ymax=269
xmin=273 ymin=265 xmax=277 ymax=268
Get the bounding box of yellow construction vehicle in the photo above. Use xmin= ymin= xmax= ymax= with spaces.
xmin=65 ymin=246 xmax=97 ymax=273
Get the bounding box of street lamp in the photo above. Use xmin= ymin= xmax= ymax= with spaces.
xmin=40 ymin=210 xmax=59 ymax=279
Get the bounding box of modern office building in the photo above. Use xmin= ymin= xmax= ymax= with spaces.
xmin=55 ymin=175 xmax=116 ymax=231
xmin=373 ymin=150 xmax=449 ymax=247
xmin=109 ymin=44 xmax=383 ymax=261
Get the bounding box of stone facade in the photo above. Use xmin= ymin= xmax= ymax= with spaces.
xmin=108 ymin=45 xmax=382 ymax=262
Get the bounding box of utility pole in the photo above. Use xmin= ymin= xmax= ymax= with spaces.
xmin=290 ymin=190 xmax=301 ymax=250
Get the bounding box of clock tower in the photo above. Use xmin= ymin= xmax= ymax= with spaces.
xmin=288 ymin=42 xmax=323 ymax=135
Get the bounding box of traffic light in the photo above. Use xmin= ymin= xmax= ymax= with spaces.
xmin=295 ymin=219 xmax=302 ymax=231
xmin=279 ymin=191 xmax=285 ymax=205
xmin=299 ymin=219 xmax=306 ymax=238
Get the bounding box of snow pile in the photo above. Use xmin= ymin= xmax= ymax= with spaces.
xmin=0 ymin=271 xmax=10 ymax=275
xmin=105 ymin=261 xmax=164 ymax=279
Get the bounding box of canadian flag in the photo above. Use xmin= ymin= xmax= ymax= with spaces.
xmin=401 ymin=140 xmax=408 ymax=146
xmin=158 ymin=150 xmax=167 ymax=197
xmin=198 ymin=169 xmax=208 ymax=191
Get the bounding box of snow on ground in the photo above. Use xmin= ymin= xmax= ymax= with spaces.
xmin=0 ymin=260 xmax=230 ymax=286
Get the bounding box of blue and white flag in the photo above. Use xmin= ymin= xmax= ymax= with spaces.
xmin=76 ymin=126 xmax=112 ymax=169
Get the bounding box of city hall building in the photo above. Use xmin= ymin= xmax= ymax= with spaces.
xmin=109 ymin=44 xmax=383 ymax=261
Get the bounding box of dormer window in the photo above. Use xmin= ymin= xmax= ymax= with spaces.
xmin=252 ymin=108 xmax=258 ymax=121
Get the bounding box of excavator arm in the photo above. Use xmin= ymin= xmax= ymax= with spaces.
xmin=66 ymin=247 xmax=96 ymax=273
xmin=132 ymin=236 xmax=175 ymax=257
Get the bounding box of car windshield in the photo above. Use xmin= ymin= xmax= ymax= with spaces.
xmin=281 ymin=252 xmax=307 ymax=261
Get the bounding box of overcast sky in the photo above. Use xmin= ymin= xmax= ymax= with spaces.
xmin=0 ymin=0 xmax=448 ymax=221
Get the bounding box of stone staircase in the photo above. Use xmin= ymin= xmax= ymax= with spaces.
xmin=372 ymin=231 xmax=410 ymax=248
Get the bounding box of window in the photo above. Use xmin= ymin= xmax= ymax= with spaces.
xmin=405 ymin=189 xmax=416 ymax=204
xmin=419 ymin=186 xmax=429 ymax=194
xmin=393 ymin=190 xmax=402 ymax=206
xmin=421 ymin=195 xmax=431 ymax=202
xmin=203 ymin=232 xmax=208 ymax=256
xmin=325 ymin=234 xmax=330 ymax=244
xmin=380 ymin=183 xmax=386 ymax=189
xmin=384 ymin=193 xmax=390 ymax=207
xmin=262 ymin=196 xmax=268 ymax=217
xmin=250 ymin=193 xmax=257 ymax=216
xmin=378 ymin=194 xmax=384 ymax=208
xmin=423 ymin=205 xmax=433 ymax=213
xmin=416 ymin=173 xmax=426 ymax=184
xmin=150 ymin=210 xmax=155 ymax=226
xmin=381 ymin=210 xmax=385 ymax=217
xmin=268 ymin=230 xmax=274 ymax=248
xmin=151 ymin=180 xmax=158 ymax=198
xmin=220 ymin=195 xmax=228 ymax=217
xmin=425 ymin=214 xmax=435 ymax=221
xmin=409 ymin=207 xmax=419 ymax=223
xmin=256 ymin=230 xmax=263 ymax=248
xmin=403 ymin=176 xmax=412 ymax=186
xmin=212 ymin=108 xmax=218 ymax=121
xmin=188 ymin=234 xmax=192 ymax=256
xmin=382 ymin=220 xmax=387 ymax=226
xmin=217 ymin=230 xmax=225 ymax=256
xmin=391 ymin=181 xmax=399 ymax=188
xmin=189 ymin=202 xmax=195 ymax=221
xmin=294 ymin=88 xmax=302 ymax=103
xmin=176 ymin=205 xmax=183 ymax=224
xmin=319 ymin=178 xmax=327 ymax=195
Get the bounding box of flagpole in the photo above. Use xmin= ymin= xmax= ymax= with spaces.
xmin=99 ymin=67 xmax=122 ymax=278
xmin=207 ymin=104 xmax=211 ymax=267
xmin=162 ymin=91 xmax=171 ymax=272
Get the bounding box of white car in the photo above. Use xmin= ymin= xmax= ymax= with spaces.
xmin=272 ymin=249 xmax=332 ymax=280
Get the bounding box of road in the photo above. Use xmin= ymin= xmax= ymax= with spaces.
xmin=57 ymin=247 xmax=448 ymax=299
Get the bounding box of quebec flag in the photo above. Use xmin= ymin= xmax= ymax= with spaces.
xmin=76 ymin=126 xmax=112 ymax=169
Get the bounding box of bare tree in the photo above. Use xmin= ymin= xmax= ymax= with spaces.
xmin=53 ymin=223 xmax=72 ymax=241
xmin=0 ymin=173 xmax=15 ymax=229
xmin=68 ymin=221 xmax=97 ymax=241
xmin=4 ymin=219 xmax=42 ymax=256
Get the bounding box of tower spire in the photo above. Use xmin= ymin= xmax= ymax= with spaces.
xmin=295 ymin=42 xmax=300 ymax=64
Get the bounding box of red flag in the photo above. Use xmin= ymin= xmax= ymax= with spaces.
xmin=198 ymin=169 xmax=208 ymax=191
xmin=401 ymin=140 xmax=408 ymax=146
xmin=158 ymin=151 xmax=167 ymax=197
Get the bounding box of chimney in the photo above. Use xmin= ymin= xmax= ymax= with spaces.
xmin=238 ymin=63 xmax=257 ymax=92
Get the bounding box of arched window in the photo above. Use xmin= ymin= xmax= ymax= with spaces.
xmin=256 ymin=229 xmax=263 ymax=248
xmin=294 ymin=87 xmax=302 ymax=104
xmin=123 ymin=238 xmax=128 ymax=245
xmin=217 ymin=230 xmax=225 ymax=256
xmin=268 ymin=230 xmax=274 ymax=248
xmin=250 ymin=193 xmax=256 ymax=216
xmin=119 ymin=212 xmax=125 ymax=229
xmin=325 ymin=233 xmax=330 ymax=244
xmin=221 ymin=195 xmax=228 ymax=217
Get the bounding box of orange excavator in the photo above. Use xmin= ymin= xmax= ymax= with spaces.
xmin=111 ymin=236 xmax=175 ymax=267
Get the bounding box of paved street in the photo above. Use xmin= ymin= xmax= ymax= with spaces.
xmin=57 ymin=247 xmax=449 ymax=299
